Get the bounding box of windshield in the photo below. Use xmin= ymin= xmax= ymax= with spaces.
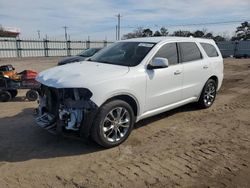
xmin=78 ymin=48 xmax=100 ymax=57
xmin=89 ymin=42 xmax=155 ymax=66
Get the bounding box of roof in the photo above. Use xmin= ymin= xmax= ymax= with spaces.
xmin=0 ymin=64 xmax=13 ymax=68
xmin=123 ymin=36 xmax=215 ymax=44
xmin=0 ymin=27 xmax=20 ymax=38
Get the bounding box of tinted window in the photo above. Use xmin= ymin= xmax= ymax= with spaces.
xmin=179 ymin=42 xmax=202 ymax=62
xmin=201 ymin=43 xmax=219 ymax=57
xmin=154 ymin=43 xmax=178 ymax=65
xmin=90 ymin=42 xmax=155 ymax=67
xmin=0 ymin=67 xmax=7 ymax=71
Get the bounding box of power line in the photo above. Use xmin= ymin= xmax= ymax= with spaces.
xmin=164 ymin=20 xmax=250 ymax=27
xmin=122 ymin=19 xmax=250 ymax=29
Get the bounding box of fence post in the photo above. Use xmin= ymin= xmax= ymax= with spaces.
xmin=86 ymin=40 xmax=90 ymax=49
xmin=104 ymin=40 xmax=107 ymax=47
xmin=233 ymin=41 xmax=238 ymax=57
xmin=15 ymin=39 xmax=21 ymax=57
xmin=43 ymin=39 xmax=49 ymax=57
xmin=67 ymin=40 xmax=71 ymax=56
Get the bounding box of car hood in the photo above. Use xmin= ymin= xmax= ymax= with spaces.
xmin=36 ymin=61 xmax=129 ymax=88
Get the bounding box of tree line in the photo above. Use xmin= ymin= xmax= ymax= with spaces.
xmin=1 ymin=21 xmax=249 ymax=41
xmin=123 ymin=21 xmax=250 ymax=42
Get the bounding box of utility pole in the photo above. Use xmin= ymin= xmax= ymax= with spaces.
xmin=116 ymin=14 xmax=122 ymax=40
xmin=37 ymin=30 xmax=40 ymax=39
xmin=116 ymin=25 xmax=118 ymax=40
xmin=63 ymin=26 xmax=68 ymax=41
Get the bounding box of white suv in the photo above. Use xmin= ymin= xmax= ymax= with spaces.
xmin=35 ymin=37 xmax=223 ymax=148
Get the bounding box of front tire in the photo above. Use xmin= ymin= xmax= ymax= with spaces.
xmin=198 ymin=79 xmax=217 ymax=109
xmin=91 ymin=100 xmax=135 ymax=148
xmin=0 ymin=91 xmax=12 ymax=102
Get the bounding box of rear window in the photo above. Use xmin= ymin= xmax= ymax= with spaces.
xmin=201 ymin=43 xmax=219 ymax=57
xmin=179 ymin=42 xmax=202 ymax=62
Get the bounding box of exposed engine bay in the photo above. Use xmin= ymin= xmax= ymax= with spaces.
xmin=35 ymin=85 xmax=98 ymax=136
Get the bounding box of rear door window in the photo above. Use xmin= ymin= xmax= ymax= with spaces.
xmin=154 ymin=43 xmax=178 ymax=65
xmin=201 ymin=43 xmax=219 ymax=57
xmin=178 ymin=42 xmax=202 ymax=62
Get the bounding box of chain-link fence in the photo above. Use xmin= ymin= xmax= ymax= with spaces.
xmin=216 ymin=41 xmax=250 ymax=58
xmin=0 ymin=38 xmax=113 ymax=58
xmin=1 ymin=37 xmax=249 ymax=58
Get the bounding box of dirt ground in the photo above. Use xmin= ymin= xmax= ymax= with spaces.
xmin=0 ymin=57 xmax=250 ymax=188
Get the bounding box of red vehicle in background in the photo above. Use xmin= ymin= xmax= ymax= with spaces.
xmin=0 ymin=65 xmax=40 ymax=102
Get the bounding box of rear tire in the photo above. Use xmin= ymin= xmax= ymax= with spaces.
xmin=26 ymin=89 xmax=38 ymax=101
xmin=0 ymin=91 xmax=12 ymax=102
xmin=91 ymin=100 xmax=135 ymax=148
xmin=198 ymin=79 xmax=217 ymax=109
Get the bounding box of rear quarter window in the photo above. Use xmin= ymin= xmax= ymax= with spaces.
xmin=179 ymin=42 xmax=202 ymax=62
xmin=201 ymin=43 xmax=219 ymax=57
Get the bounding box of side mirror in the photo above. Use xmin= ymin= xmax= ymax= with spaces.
xmin=147 ymin=57 xmax=169 ymax=69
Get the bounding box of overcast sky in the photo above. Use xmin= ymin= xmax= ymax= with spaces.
xmin=0 ymin=0 xmax=249 ymax=40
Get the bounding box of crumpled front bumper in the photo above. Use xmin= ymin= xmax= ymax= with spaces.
xmin=34 ymin=103 xmax=98 ymax=137
xmin=34 ymin=111 xmax=57 ymax=134
xmin=34 ymin=86 xmax=98 ymax=137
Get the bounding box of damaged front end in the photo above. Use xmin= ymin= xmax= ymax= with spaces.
xmin=34 ymin=85 xmax=98 ymax=137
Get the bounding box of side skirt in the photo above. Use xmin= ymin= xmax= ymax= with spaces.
xmin=136 ymin=97 xmax=198 ymax=122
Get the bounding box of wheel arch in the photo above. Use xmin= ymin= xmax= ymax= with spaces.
xmin=103 ymin=94 xmax=140 ymax=117
xmin=82 ymin=92 xmax=140 ymax=138
xmin=208 ymin=75 xmax=218 ymax=89
xmin=197 ymin=75 xmax=219 ymax=102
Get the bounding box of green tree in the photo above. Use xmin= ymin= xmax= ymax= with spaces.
xmin=142 ymin=28 xmax=153 ymax=37
xmin=193 ymin=30 xmax=205 ymax=38
xmin=204 ymin=32 xmax=214 ymax=39
xmin=153 ymin=30 xmax=162 ymax=36
xmin=233 ymin=21 xmax=250 ymax=40
xmin=122 ymin=27 xmax=144 ymax=39
xmin=160 ymin=27 xmax=168 ymax=36
xmin=213 ymin=35 xmax=225 ymax=42
xmin=172 ymin=30 xmax=192 ymax=37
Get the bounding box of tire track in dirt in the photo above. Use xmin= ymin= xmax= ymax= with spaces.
xmin=74 ymin=81 xmax=250 ymax=187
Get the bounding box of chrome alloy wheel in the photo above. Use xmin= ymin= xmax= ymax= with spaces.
xmin=204 ymin=82 xmax=216 ymax=106
xmin=102 ymin=107 xmax=131 ymax=142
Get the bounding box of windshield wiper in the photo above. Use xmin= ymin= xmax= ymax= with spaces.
xmin=99 ymin=60 xmax=112 ymax=64
xmin=88 ymin=59 xmax=111 ymax=64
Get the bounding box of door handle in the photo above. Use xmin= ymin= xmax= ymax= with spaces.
xmin=203 ymin=65 xmax=209 ymax=69
xmin=174 ymin=70 xmax=182 ymax=75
